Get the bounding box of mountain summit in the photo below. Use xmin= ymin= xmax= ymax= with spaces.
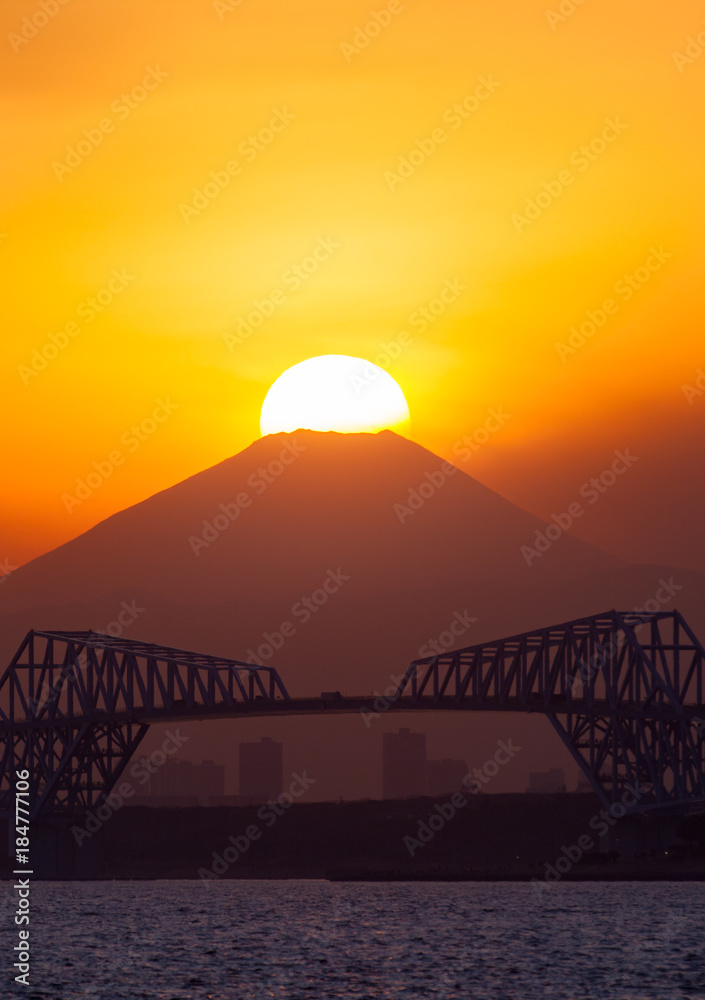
xmin=2 ymin=430 xmax=621 ymax=617
xmin=3 ymin=430 xmax=701 ymax=800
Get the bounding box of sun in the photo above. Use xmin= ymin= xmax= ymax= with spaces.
xmin=260 ymin=355 xmax=410 ymax=436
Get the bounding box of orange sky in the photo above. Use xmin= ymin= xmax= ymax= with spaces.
xmin=2 ymin=0 xmax=704 ymax=571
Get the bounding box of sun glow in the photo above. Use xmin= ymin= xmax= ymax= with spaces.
xmin=260 ymin=355 xmax=410 ymax=436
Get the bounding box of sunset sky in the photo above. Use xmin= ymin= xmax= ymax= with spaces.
xmin=2 ymin=0 xmax=704 ymax=571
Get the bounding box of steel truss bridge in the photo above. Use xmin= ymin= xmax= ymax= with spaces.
xmin=1 ymin=609 xmax=704 ymax=820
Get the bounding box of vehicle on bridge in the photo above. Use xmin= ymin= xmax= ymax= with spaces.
xmin=1 ymin=609 xmax=704 ymax=820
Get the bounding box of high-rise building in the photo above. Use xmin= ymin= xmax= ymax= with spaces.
xmin=149 ymin=759 xmax=225 ymax=806
xmin=426 ymin=758 xmax=468 ymax=797
xmin=239 ymin=737 xmax=283 ymax=801
xmin=382 ymin=728 xmax=427 ymax=799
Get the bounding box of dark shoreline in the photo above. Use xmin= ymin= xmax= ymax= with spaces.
xmin=6 ymin=794 xmax=705 ymax=881
xmin=4 ymin=871 xmax=705 ymax=882
xmin=326 ymin=869 xmax=705 ymax=883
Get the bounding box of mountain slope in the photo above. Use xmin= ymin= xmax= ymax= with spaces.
xmin=1 ymin=430 xmax=622 ymax=614
xmin=3 ymin=430 xmax=702 ymax=800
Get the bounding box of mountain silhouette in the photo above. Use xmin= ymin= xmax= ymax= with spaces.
xmin=2 ymin=430 xmax=622 ymax=612
xmin=3 ymin=431 xmax=702 ymax=799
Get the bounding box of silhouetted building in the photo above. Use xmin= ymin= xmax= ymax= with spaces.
xmin=527 ymin=768 xmax=566 ymax=794
xmin=382 ymin=728 xmax=427 ymax=799
xmin=426 ymin=758 xmax=468 ymax=797
xmin=239 ymin=737 xmax=283 ymax=801
xmin=150 ymin=759 xmax=225 ymax=806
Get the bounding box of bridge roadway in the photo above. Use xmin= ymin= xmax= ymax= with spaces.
xmin=4 ymin=614 xmax=705 ymax=819
xmin=13 ymin=694 xmax=704 ymax=726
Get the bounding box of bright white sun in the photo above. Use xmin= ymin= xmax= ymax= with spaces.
xmin=260 ymin=354 xmax=410 ymax=436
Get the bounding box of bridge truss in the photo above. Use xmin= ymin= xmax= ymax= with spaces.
xmin=397 ymin=609 xmax=705 ymax=814
xmin=1 ymin=610 xmax=704 ymax=820
xmin=0 ymin=630 xmax=290 ymax=820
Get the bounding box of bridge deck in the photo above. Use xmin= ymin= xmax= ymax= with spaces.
xmin=4 ymin=612 xmax=705 ymax=820
xmin=5 ymin=695 xmax=703 ymax=727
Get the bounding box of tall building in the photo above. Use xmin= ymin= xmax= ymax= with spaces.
xmin=426 ymin=758 xmax=468 ymax=797
xmin=382 ymin=728 xmax=427 ymax=799
xmin=149 ymin=759 xmax=225 ymax=806
xmin=527 ymin=768 xmax=566 ymax=794
xmin=239 ymin=737 xmax=283 ymax=801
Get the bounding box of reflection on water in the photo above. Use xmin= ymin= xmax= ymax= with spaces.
xmin=1 ymin=880 xmax=704 ymax=999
